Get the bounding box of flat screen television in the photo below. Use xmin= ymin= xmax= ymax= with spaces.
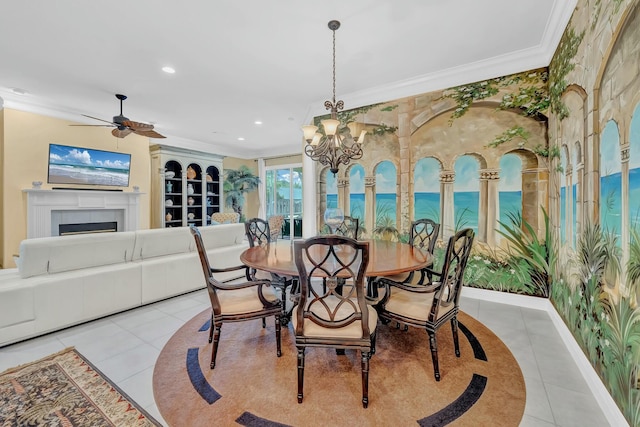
xmin=47 ymin=144 xmax=132 ymax=187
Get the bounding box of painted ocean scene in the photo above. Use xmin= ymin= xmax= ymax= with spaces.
xmin=48 ymin=144 xmax=131 ymax=187
xmin=327 ymin=191 xmax=523 ymax=234
xmin=558 ymin=167 xmax=640 ymax=244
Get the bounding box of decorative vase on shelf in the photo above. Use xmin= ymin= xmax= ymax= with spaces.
xmin=165 ymin=212 xmax=172 ymax=221
xmin=187 ymin=183 xmax=195 ymax=195
xmin=187 ymin=166 xmax=197 ymax=180
xmin=188 ymin=197 xmax=195 ymax=206
xmin=166 ymin=182 xmax=173 ymax=193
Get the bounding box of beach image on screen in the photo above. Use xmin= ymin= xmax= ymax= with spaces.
xmin=48 ymin=144 xmax=131 ymax=186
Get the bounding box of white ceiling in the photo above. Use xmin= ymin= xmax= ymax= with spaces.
xmin=0 ymin=0 xmax=576 ymax=159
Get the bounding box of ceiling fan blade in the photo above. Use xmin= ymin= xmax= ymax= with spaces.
xmin=82 ymin=114 xmax=116 ymax=125
xmin=122 ymin=120 xmax=154 ymax=131
xmin=69 ymin=124 xmax=115 ymax=127
xmin=111 ymin=128 xmax=133 ymax=138
xmin=133 ymin=129 xmax=166 ymax=139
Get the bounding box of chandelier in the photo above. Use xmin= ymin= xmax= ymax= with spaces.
xmin=302 ymin=20 xmax=367 ymax=176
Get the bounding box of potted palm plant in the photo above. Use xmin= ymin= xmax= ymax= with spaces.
xmin=223 ymin=165 xmax=260 ymax=222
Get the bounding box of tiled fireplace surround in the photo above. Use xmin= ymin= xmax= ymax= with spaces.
xmin=23 ymin=189 xmax=142 ymax=238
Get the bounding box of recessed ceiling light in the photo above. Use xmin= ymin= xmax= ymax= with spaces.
xmin=238 ymin=137 xmax=245 ymax=141
xmin=162 ymin=66 xmax=176 ymax=74
xmin=254 ymin=121 xmax=262 ymax=125
xmin=11 ymin=88 xmax=28 ymax=95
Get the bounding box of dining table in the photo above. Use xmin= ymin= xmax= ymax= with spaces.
xmin=240 ymin=239 xmax=433 ymax=325
xmin=240 ymin=239 xmax=433 ymax=280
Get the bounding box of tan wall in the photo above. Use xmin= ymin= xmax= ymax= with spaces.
xmin=1 ymin=109 xmax=151 ymax=268
xmin=223 ymin=157 xmax=259 ymax=219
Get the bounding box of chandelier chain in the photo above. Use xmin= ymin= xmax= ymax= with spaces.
xmin=332 ymin=27 xmax=336 ymax=105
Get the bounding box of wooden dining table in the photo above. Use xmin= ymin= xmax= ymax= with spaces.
xmin=240 ymin=239 xmax=433 ymax=279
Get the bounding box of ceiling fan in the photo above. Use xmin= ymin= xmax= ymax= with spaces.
xmin=72 ymin=94 xmax=165 ymax=139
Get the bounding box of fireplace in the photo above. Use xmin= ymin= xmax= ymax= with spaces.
xmin=24 ymin=189 xmax=142 ymax=238
xmin=59 ymin=221 xmax=118 ymax=236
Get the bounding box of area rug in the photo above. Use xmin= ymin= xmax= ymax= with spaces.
xmin=153 ymin=309 xmax=525 ymax=426
xmin=0 ymin=347 xmax=161 ymax=426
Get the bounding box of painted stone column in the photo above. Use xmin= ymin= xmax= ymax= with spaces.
xmin=620 ymin=145 xmax=630 ymax=294
xmin=565 ymin=164 xmax=574 ymax=247
xmin=337 ymin=178 xmax=349 ymax=214
xmin=440 ymin=170 xmax=455 ymax=239
xmin=575 ymin=162 xmax=584 ymax=246
xmin=364 ymin=176 xmax=376 ymax=238
xmin=397 ymin=100 xmax=413 ymax=234
xmin=480 ymin=169 xmax=500 ymax=246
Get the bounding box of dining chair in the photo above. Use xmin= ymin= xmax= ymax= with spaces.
xmin=190 ymin=225 xmax=282 ymax=369
xmin=292 ymin=235 xmax=377 ymax=408
xmin=376 ymin=228 xmax=474 ymax=381
xmin=267 ymin=215 xmax=285 ymax=242
xmin=245 ymin=218 xmax=297 ymax=323
xmin=336 ymin=215 xmax=360 ymax=239
xmin=377 ymin=218 xmax=440 ymax=288
xmin=322 ymin=215 xmax=360 ymax=239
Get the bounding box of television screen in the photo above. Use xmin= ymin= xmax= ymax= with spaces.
xmin=47 ymin=144 xmax=132 ymax=187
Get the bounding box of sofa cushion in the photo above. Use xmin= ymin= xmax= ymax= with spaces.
xmin=198 ymin=223 xmax=246 ymax=248
xmin=0 ymin=270 xmax=35 ymax=327
xmin=131 ymin=227 xmax=194 ymax=261
xmin=18 ymin=232 xmax=136 ymax=278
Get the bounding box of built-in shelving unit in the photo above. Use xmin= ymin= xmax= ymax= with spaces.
xmin=150 ymin=145 xmax=223 ymax=228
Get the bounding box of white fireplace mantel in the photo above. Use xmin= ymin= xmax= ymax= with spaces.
xmin=23 ymin=189 xmax=142 ymax=238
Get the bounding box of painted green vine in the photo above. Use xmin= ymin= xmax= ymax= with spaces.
xmin=441 ymin=68 xmax=549 ymax=149
xmin=549 ymin=25 xmax=585 ymax=120
xmin=314 ymin=104 xmax=399 ymax=137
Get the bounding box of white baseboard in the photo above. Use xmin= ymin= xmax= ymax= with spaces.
xmin=463 ymin=287 xmax=628 ymax=427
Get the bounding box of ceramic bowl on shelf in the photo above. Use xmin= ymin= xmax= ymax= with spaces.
xmin=165 ymin=171 xmax=175 ymax=179
xmin=165 ymin=199 xmax=173 ymax=206
xmin=187 ymin=213 xmax=195 ymax=220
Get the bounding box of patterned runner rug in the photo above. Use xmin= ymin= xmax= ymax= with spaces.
xmin=154 ymin=309 xmax=525 ymax=426
xmin=0 ymin=347 xmax=161 ymax=426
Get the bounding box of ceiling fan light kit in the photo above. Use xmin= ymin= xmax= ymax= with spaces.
xmin=71 ymin=94 xmax=166 ymax=139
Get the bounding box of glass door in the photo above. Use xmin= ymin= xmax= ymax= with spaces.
xmin=265 ymin=166 xmax=303 ymax=239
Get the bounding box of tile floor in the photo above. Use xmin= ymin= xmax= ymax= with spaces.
xmin=0 ymin=291 xmax=612 ymax=426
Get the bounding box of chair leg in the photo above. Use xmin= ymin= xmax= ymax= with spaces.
xmin=428 ymin=331 xmax=440 ymax=381
xmin=370 ymin=331 xmax=377 ymax=356
xmin=210 ymin=323 xmax=222 ymax=369
xmin=297 ymin=347 xmax=305 ymax=404
xmin=262 ymin=318 xmax=266 ymax=328
xmin=280 ymin=286 xmax=289 ymax=325
xmin=208 ymin=314 xmax=214 ymax=343
xmin=451 ymin=317 xmax=461 ymax=357
xmin=361 ymin=351 xmax=370 ymax=408
xmin=275 ymin=316 xmax=282 ymax=357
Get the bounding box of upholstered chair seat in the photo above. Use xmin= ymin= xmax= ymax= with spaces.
xmin=217 ymin=285 xmax=279 ymax=315
xmin=292 ymin=296 xmax=378 ymax=338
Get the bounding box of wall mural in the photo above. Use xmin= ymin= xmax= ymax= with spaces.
xmin=315 ymin=1 xmax=640 ymax=423
xmin=316 ymin=67 xmax=550 ymax=297
xmin=548 ymin=0 xmax=640 ymax=424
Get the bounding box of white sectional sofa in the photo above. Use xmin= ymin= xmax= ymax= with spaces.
xmin=0 ymin=223 xmax=248 ymax=347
